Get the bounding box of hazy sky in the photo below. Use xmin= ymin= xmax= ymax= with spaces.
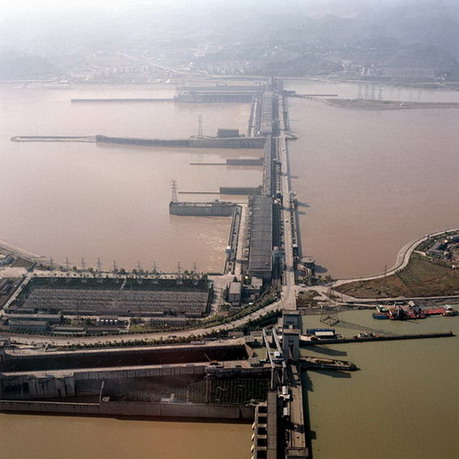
xmin=0 ymin=0 xmax=178 ymax=14
xmin=0 ymin=0 xmax=425 ymax=15
xmin=0 ymin=0 xmax=189 ymax=8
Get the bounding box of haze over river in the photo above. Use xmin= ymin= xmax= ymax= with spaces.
xmin=286 ymin=79 xmax=459 ymax=278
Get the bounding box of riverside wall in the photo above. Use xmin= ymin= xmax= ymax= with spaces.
xmin=0 ymin=399 xmax=255 ymax=420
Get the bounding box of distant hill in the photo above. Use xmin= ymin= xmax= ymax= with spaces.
xmin=0 ymin=0 xmax=458 ymax=80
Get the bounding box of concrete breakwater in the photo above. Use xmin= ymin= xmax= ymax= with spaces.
xmin=10 ymin=135 xmax=265 ymax=149
xmin=174 ymin=91 xmax=258 ymax=103
xmin=71 ymin=98 xmax=173 ymax=103
xmin=227 ymin=158 xmax=264 ymax=166
xmin=11 ymin=136 xmax=95 ymax=143
xmin=190 ymin=158 xmax=264 ymax=166
xmin=96 ymin=135 xmax=266 ymax=149
xmin=300 ymin=331 xmax=454 ymax=346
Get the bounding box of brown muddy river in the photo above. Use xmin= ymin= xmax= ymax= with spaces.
xmin=286 ymin=79 xmax=459 ymax=278
xmin=0 ymin=84 xmax=261 ymax=273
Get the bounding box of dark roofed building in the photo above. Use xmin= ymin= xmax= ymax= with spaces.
xmin=248 ymin=196 xmax=273 ymax=280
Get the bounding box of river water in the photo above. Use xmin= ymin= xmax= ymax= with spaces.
xmin=286 ymin=79 xmax=459 ymax=278
xmin=301 ymin=310 xmax=459 ymax=459
xmin=0 ymin=83 xmax=261 ymax=273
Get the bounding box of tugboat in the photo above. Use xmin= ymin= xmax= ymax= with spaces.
xmin=442 ymin=305 xmax=457 ymax=316
xmin=373 ymin=305 xmax=390 ymax=319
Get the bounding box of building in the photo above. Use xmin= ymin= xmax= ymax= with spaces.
xmin=248 ymin=196 xmax=273 ymax=280
xmin=217 ymin=128 xmax=240 ymax=138
xmin=228 ymin=282 xmax=242 ymax=306
xmin=8 ymin=320 xmax=49 ymax=333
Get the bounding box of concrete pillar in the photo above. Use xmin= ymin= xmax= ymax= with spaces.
xmin=282 ymin=330 xmax=300 ymax=362
xmin=282 ymin=310 xmax=302 ymax=332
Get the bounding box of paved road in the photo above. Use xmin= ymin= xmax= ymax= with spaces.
xmin=0 ymin=298 xmax=285 ymax=346
xmin=278 ymin=97 xmax=297 ymax=311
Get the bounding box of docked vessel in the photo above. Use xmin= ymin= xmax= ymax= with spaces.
xmin=299 ymin=356 xmax=358 ymax=371
xmin=373 ymin=304 xmax=426 ymax=320
xmin=372 ymin=303 xmax=457 ymax=320
xmin=424 ymin=304 xmax=457 ymax=317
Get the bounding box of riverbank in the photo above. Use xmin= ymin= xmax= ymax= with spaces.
xmin=336 ymin=253 xmax=459 ymax=299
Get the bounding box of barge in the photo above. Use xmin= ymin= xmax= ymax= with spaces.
xmin=299 ymin=356 xmax=358 ymax=371
xmin=373 ymin=304 xmax=456 ymax=320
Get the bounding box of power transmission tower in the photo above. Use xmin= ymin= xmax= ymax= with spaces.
xmin=170 ymin=180 xmax=178 ymax=203
xmin=177 ymin=262 xmax=183 ymax=284
xmin=197 ymin=114 xmax=204 ymax=138
xmin=152 ymin=261 xmax=159 ymax=283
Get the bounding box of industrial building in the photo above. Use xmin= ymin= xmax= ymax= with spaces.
xmin=9 ymin=277 xmax=213 ymax=318
xmin=248 ymin=196 xmax=274 ymax=280
xmin=228 ymin=282 xmax=242 ymax=306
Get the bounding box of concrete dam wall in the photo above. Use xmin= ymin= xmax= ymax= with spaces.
xmin=95 ymin=135 xmax=265 ymax=149
xmin=1 ymin=344 xmax=249 ymax=373
xmin=0 ymin=399 xmax=255 ymax=421
xmin=169 ymin=202 xmax=236 ymax=216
